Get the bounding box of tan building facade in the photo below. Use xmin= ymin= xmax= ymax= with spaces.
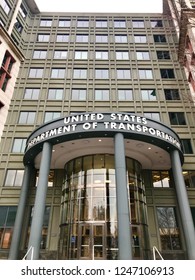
xmin=0 ymin=0 xmax=195 ymax=260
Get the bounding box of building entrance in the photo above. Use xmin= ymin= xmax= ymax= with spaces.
xmin=58 ymin=154 xmax=150 ymax=259
xmin=79 ymin=223 xmax=105 ymax=260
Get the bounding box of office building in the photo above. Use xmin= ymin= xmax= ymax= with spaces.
xmin=0 ymin=0 xmax=195 ymax=260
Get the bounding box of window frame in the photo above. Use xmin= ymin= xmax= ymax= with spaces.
xmin=44 ymin=112 xmax=61 ymax=123
xmin=141 ymin=89 xmax=157 ymax=100
xmin=50 ymin=68 xmax=66 ymax=79
xmin=28 ymin=68 xmax=44 ymax=78
xmin=24 ymin=88 xmax=40 ymax=99
xmin=73 ymin=69 xmax=87 ymax=79
xmin=118 ymin=89 xmax=133 ymax=101
xmin=12 ymin=138 xmax=26 ymax=153
xmin=132 ymin=20 xmax=145 ymax=28
xmin=33 ymin=50 xmax=47 ymax=59
xmin=71 ymin=89 xmax=87 ymax=100
xmin=95 ymin=69 xmax=109 ymax=79
xmin=169 ymin=112 xmax=186 ymax=125
xmin=117 ymin=69 xmax=131 ymax=79
xmin=53 ymin=51 xmax=67 ymax=59
xmin=4 ymin=170 xmax=24 ymax=187
xmin=48 ymin=89 xmax=63 ymax=100
xmin=18 ymin=111 xmax=36 ymax=124
xmin=138 ymin=69 xmax=153 ymax=79
xmin=160 ymin=69 xmax=175 ymax=79
xmin=94 ymin=89 xmax=110 ymax=101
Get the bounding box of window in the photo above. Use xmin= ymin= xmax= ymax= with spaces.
xmin=56 ymin=34 xmax=69 ymax=42
xmin=152 ymin=171 xmax=172 ymax=188
xmin=114 ymin=20 xmax=126 ymax=28
xmin=77 ymin=20 xmax=89 ymax=27
xmin=75 ymin=51 xmax=88 ymax=59
xmin=164 ymin=89 xmax=180 ymax=100
xmin=141 ymin=89 xmax=157 ymax=100
xmin=154 ymin=34 xmax=166 ymax=43
xmin=95 ymin=51 xmax=108 ymax=60
xmin=24 ymin=88 xmax=40 ymax=99
xmin=136 ymin=51 xmax=150 ymax=60
xmin=144 ymin=112 xmax=160 ymax=121
xmin=0 ymin=51 xmax=15 ymax=91
xmin=115 ymin=35 xmax=127 ymax=43
xmin=116 ymin=51 xmax=129 ymax=60
xmin=53 ymin=51 xmax=67 ymax=59
xmin=181 ymin=139 xmax=193 ymax=154
xmin=76 ymin=35 xmax=88 ymax=42
xmin=134 ymin=35 xmax=147 ymax=43
xmin=40 ymin=19 xmax=52 ymax=27
xmin=96 ymin=35 xmax=108 ymax=43
xmin=0 ymin=19 xmax=4 ymax=26
xmin=157 ymin=207 xmax=181 ymax=250
xmin=139 ymin=69 xmax=153 ymax=79
xmin=0 ymin=206 xmax=17 ymax=249
xmin=14 ymin=20 xmax=23 ymax=33
xmin=37 ymin=34 xmax=50 ymax=42
xmin=95 ymin=69 xmax=109 ymax=79
xmin=51 ymin=68 xmax=66 ymax=78
xmin=183 ymin=171 xmax=195 ymax=188
xmin=132 ymin=20 xmax=144 ymax=28
xmin=71 ymin=89 xmax=86 ymax=100
xmin=5 ymin=170 xmax=24 ymax=187
xmin=44 ymin=112 xmax=61 ymax=123
xmin=117 ymin=69 xmax=131 ymax=79
xmin=12 ymin=139 xmax=26 ymax=153
xmin=1 ymin=0 xmax=10 ymax=14
xmin=28 ymin=68 xmax=43 ymax=78
xmin=73 ymin=69 xmax=87 ymax=79
xmin=19 ymin=112 xmax=36 ymax=124
xmin=151 ymin=20 xmax=163 ymax=27
xmin=59 ymin=20 xmax=71 ymax=27
xmin=33 ymin=50 xmax=47 ymax=59
xmin=35 ymin=170 xmax=54 ymax=188
xmin=48 ymin=89 xmax=63 ymax=100
xmin=157 ymin=51 xmax=170 ymax=59
xmin=95 ymin=89 xmax=109 ymax=100
xmin=169 ymin=112 xmax=186 ymax=125
xmin=26 ymin=206 xmax=50 ymax=249
xmin=160 ymin=69 xmax=175 ymax=78
xmin=118 ymin=89 xmax=133 ymax=100
xmin=19 ymin=4 xmax=27 ymax=18
xmin=96 ymin=21 xmax=107 ymax=28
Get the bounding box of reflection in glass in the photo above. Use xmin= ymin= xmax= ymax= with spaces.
xmin=157 ymin=207 xmax=181 ymax=250
xmin=59 ymin=154 xmax=149 ymax=259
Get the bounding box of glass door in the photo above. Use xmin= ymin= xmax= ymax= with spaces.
xmin=92 ymin=224 xmax=104 ymax=260
xmin=79 ymin=223 xmax=105 ymax=259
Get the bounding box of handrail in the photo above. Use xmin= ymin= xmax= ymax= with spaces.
xmin=152 ymin=246 xmax=164 ymax=260
xmin=22 ymin=246 xmax=34 ymax=260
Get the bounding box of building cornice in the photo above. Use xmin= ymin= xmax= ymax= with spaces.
xmin=25 ymin=0 xmax=40 ymax=14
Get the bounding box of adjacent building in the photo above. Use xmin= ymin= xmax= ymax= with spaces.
xmin=0 ymin=0 xmax=195 ymax=260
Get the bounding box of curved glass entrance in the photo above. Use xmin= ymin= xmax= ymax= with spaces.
xmin=58 ymin=154 xmax=150 ymax=259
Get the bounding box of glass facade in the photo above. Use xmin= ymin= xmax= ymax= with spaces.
xmin=58 ymin=154 xmax=149 ymax=260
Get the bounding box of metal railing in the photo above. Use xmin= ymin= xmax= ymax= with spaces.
xmin=152 ymin=246 xmax=164 ymax=260
xmin=22 ymin=246 xmax=34 ymax=260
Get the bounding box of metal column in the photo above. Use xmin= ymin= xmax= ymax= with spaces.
xmin=114 ymin=133 xmax=132 ymax=259
xmin=8 ymin=165 xmax=32 ymax=259
xmin=171 ymin=149 xmax=195 ymax=260
xmin=27 ymin=142 xmax=52 ymax=259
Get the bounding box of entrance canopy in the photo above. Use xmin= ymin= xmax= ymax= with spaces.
xmin=23 ymin=112 xmax=183 ymax=169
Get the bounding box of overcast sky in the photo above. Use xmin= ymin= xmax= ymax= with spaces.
xmin=35 ymin=0 xmax=162 ymax=13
